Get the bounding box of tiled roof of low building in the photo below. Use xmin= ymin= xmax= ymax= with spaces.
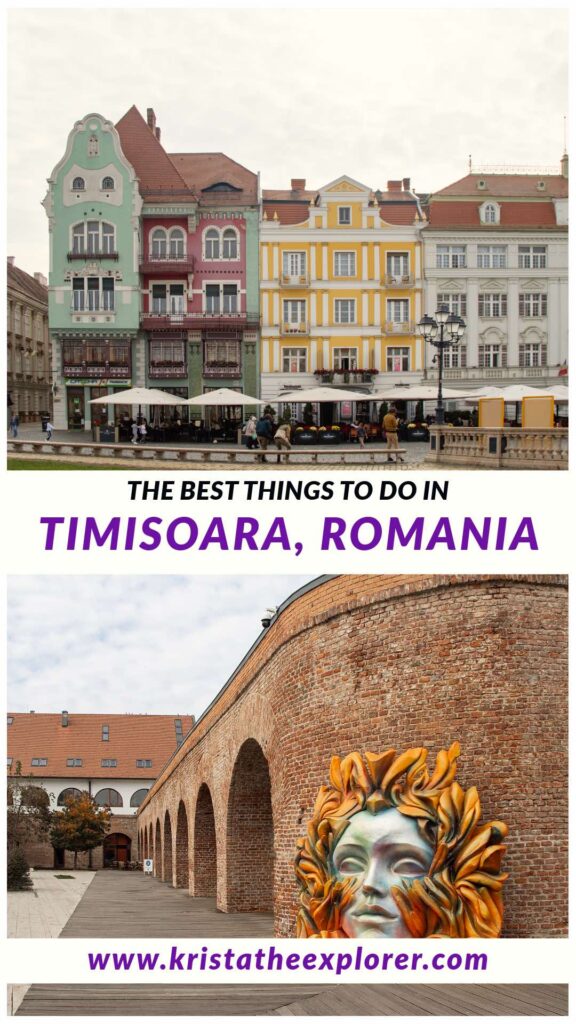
xmin=115 ymin=106 xmax=194 ymax=201
xmin=434 ymin=172 xmax=568 ymax=199
xmin=262 ymin=186 xmax=422 ymax=226
xmin=427 ymin=199 xmax=563 ymax=229
xmin=7 ymin=712 xmax=194 ymax=779
xmin=7 ymin=261 xmax=48 ymax=306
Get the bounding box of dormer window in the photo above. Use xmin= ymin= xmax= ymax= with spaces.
xmin=477 ymin=180 xmax=487 ymax=189
xmin=536 ymin=180 xmax=546 ymax=191
xmin=338 ymin=206 xmax=351 ymax=225
xmin=102 ymin=176 xmax=115 ymax=191
xmin=72 ymin=177 xmax=85 ymax=191
xmin=480 ymin=202 xmax=500 ymax=224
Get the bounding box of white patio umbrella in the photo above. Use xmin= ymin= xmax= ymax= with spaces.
xmin=184 ymin=387 xmax=265 ymax=407
xmin=272 ymin=386 xmax=369 ymax=403
xmin=369 ymin=385 xmax=474 ymax=401
xmin=89 ymin=387 xmax=183 ymax=415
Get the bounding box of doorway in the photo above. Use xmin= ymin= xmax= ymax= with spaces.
xmin=67 ymin=387 xmax=85 ymax=429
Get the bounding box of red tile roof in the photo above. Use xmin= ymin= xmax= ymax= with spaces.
xmin=262 ymin=187 xmax=421 ymax=226
xmin=435 ymin=172 xmax=568 ymax=199
xmin=262 ymin=201 xmax=311 ymax=225
xmin=115 ymin=106 xmax=194 ymax=200
xmin=428 ymin=199 xmax=562 ymax=229
xmin=7 ymin=713 xmax=194 ymax=779
xmin=170 ymin=153 xmax=258 ymax=203
xmin=7 ymin=261 xmax=48 ymax=306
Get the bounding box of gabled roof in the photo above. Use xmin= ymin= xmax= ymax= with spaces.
xmin=7 ymin=261 xmax=48 ymax=306
xmin=169 ymin=153 xmax=258 ymax=204
xmin=428 ymin=200 xmax=561 ymax=230
xmin=7 ymin=712 xmax=194 ymax=779
xmin=434 ymin=172 xmax=568 ymax=199
xmin=262 ymin=185 xmax=422 ymax=226
xmin=115 ymin=106 xmax=194 ymax=201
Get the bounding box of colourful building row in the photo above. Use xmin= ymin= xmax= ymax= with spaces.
xmin=43 ymin=108 xmax=568 ymax=430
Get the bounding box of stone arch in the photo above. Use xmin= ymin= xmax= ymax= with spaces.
xmin=193 ymin=784 xmax=217 ymax=898
xmin=175 ymin=800 xmax=189 ymax=889
xmin=163 ymin=809 xmax=173 ymax=883
xmin=226 ymin=739 xmax=274 ymax=912
xmin=148 ymin=822 xmax=153 ymax=866
xmin=154 ymin=819 xmax=162 ymax=877
xmin=142 ymin=828 xmax=148 ymax=860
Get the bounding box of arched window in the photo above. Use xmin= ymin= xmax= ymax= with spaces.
xmin=57 ymin=787 xmax=82 ymax=806
xmin=102 ymin=223 xmax=115 ymax=254
xmin=205 ymin=228 xmax=220 ymax=259
xmin=169 ymin=228 xmax=185 ymax=258
xmin=72 ymin=177 xmax=85 ymax=191
xmin=72 ymin=221 xmax=115 ymax=255
xmin=130 ymin=788 xmax=150 ymax=808
xmin=102 ymin=176 xmax=115 ymax=190
xmin=151 ymin=228 xmax=167 ymax=258
xmin=481 ymin=202 xmax=499 ymax=224
xmin=222 ymin=228 xmax=238 ymax=259
xmin=94 ymin=788 xmax=123 ymax=807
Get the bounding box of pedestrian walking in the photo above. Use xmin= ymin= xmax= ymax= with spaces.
xmin=137 ymin=417 xmax=147 ymax=444
xmin=243 ymin=415 xmax=258 ymax=449
xmin=351 ymin=419 xmax=366 ymax=448
xmin=256 ymin=413 xmax=275 ymax=462
xmin=274 ymin=422 xmax=292 ymax=463
xmin=10 ymin=413 xmax=19 ymax=438
xmin=45 ymin=420 xmax=54 ymax=441
xmin=382 ymin=406 xmax=405 ymax=463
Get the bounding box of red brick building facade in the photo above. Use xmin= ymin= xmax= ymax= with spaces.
xmin=137 ymin=574 xmax=568 ymax=938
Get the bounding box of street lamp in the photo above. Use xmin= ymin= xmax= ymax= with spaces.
xmin=417 ymin=305 xmax=465 ymax=425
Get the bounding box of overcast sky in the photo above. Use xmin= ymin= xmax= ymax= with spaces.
xmin=8 ymin=575 xmax=317 ymax=715
xmin=7 ymin=8 xmax=568 ymax=276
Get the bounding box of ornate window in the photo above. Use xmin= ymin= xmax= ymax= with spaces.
xmin=436 ymin=293 xmax=467 ymax=317
xmin=436 ymin=245 xmax=466 ymax=269
xmin=72 ymin=277 xmax=115 ymax=312
xmin=130 ymin=788 xmax=150 ymax=807
xmin=480 ymin=202 xmax=500 ymax=224
xmin=204 ymin=228 xmax=220 ymax=259
xmin=386 ymin=347 xmax=411 ymax=372
xmin=168 ymin=228 xmax=185 ymax=258
xmin=479 ymin=343 xmax=507 ymax=368
xmin=334 ymin=347 xmax=358 ymax=370
xmin=282 ymin=347 xmax=307 ymax=373
xmin=72 ymin=221 xmax=115 ymax=255
xmin=72 ymin=176 xmax=85 ymax=191
xmin=57 ymin=787 xmax=82 ymax=806
xmin=477 ymin=245 xmax=506 ymax=269
xmin=101 ymin=176 xmax=115 ymax=190
xmin=478 ymin=293 xmax=507 ymax=317
xmin=519 ymin=293 xmax=547 ymax=317
xmin=222 ymin=228 xmax=238 ymax=259
xmin=519 ymin=342 xmax=547 ymax=367
xmin=94 ymin=788 xmax=123 ymax=807
xmin=150 ymin=228 xmax=167 ymax=258
xmin=518 ymin=245 xmax=547 ymax=269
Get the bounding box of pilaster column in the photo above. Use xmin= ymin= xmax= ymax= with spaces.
xmin=361 ymin=291 xmax=369 ymax=326
xmin=322 ymin=245 xmax=328 ymax=280
xmin=323 ymin=337 xmax=330 ymax=369
xmin=273 ymin=338 xmax=280 ymax=372
xmin=310 ymin=245 xmax=317 ymax=282
xmin=362 ymin=244 xmax=368 ymax=280
xmin=373 ymin=245 xmax=380 ymax=282
xmin=261 ymin=244 xmax=269 ymax=282
xmin=272 ymin=245 xmax=279 ymax=281
xmin=507 ymin=278 xmax=519 ymax=368
xmin=273 ymin=293 xmax=280 ymax=326
xmin=466 ymin=279 xmax=479 ymax=367
xmin=322 ymin=291 xmax=329 ymax=324
xmin=547 ymin=278 xmax=560 ymax=366
xmin=310 ymin=292 xmax=317 ymax=326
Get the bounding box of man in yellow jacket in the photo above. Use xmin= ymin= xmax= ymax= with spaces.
xmin=382 ymin=406 xmax=405 ymax=463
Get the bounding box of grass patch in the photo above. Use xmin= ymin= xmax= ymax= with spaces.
xmin=8 ymin=459 xmax=125 ymax=471
xmin=54 ymin=874 xmax=75 ymax=880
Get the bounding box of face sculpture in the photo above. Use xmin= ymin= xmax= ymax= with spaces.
xmin=295 ymin=743 xmax=508 ymax=939
xmin=333 ymin=808 xmax=433 ymax=938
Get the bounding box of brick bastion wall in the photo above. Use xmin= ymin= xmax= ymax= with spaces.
xmin=137 ymin=574 xmax=568 ymax=938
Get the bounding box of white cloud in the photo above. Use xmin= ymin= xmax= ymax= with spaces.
xmin=7 ymin=8 xmax=568 ymax=275
xmin=8 ymin=575 xmax=318 ymax=715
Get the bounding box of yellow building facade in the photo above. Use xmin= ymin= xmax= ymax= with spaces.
xmin=260 ymin=176 xmax=425 ymax=414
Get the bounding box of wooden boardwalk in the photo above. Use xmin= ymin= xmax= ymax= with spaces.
xmin=15 ymin=874 xmax=568 ymax=1016
xmin=15 ymin=983 xmax=568 ymax=1016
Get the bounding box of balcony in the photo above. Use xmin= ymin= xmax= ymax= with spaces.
xmin=63 ymin=362 xmax=131 ymax=379
xmin=280 ymin=321 xmax=309 ymax=336
xmin=141 ymin=311 xmax=258 ymax=331
xmin=140 ymin=253 xmax=196 ymax=275
xmin=203 ymin=363 xmax=242 ymax=379
xmin=280 ymin=271 xmax=310 ymax=287
xmin=382 ymin=273 xmax=414 ymax=288
xmin=149 ymin=362 xmax=187 ymax=379
xmin=67 ymin=250 xmax=119 ymax=261
xmin=383 ymin=321 xmax=415 ymax=335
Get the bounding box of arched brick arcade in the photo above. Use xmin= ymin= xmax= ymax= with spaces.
xmin=226 ymin=740 xmax=274 ymax=913
xmin=162 ymin=810 xmax=173 ymax=883
xmin=175 ymin=800 xmax=189 ymax=889
xmin=193 ymin=784 xmax=217 ymax=898
xmin=138 ymin=575 xmax=568 ymax=938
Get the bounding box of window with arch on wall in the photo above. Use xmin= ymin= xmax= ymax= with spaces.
xmin=169 ymin=228 xmax=185 ymax=258
xmin=57 ymin=787 xmax=82 ymax=806
xmin=101 ymin=176 xmax=115 ymax=190
xmin=94 ymin=788 xmax=123 ymax=807
xmin=150 ymin=228 xmax=167 ymax=259
xmin=72 ymin=176 xmax=85 ymax=191
xmin=204 ymin=228 xmax=220 ymax=259
xmin=222 ymin=228 xmax=238 ymax=259
xmin=72 ymin=221 xmax=116 ymax=255
xmin=480 ymin=202 xmax=499 ymax=224
xmin=130 ymin=788 xmax=150 ymax=808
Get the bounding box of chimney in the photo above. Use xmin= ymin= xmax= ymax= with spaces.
xmin=291 ymin=178 xmax=306 ymax=191
xmin=147 ymin=108 xmax=156 ymax=132
xmin=402 ymin=177 xmax=411 ymax=192
xmin=561 ymin=152 xmax=568 ymax=179
xmin=387 ymin=180 xmax=402 ymax=192
xmin=7 ymin=256 xmax=15 ymax=266
xmin=34 ymin=272 xmax=47 ymax=287
xmin=61 ymin=710 xmax=69 ymax=728
xmin=155 ymin=127 xmax=161 ymax=142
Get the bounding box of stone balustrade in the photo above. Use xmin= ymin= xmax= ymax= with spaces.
xmin=427 ymin=426 xmax=568 ymax=469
